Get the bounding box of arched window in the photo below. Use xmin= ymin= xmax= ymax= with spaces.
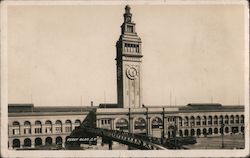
xmin=55 ymin=120 xmax=62 ymax=133
xmin=235 ymin=115 xmax=239 ymax=124
xmin=12 ymin=121 xmax=20 ymax=126
xmin=134 ymin=117 xmax=146 ymax=130
xmin=178 ymin=117 xmax=183 ymax=126
xmin=35 ymin=120 xmax=42 ymax=125
xmin=24 ymin=121 xmax=31 ymax=126
xmin=45 ymin=120 xmax=52 ymax=125
xmin=56 ymin=120 xmax=62 ymax=125
xmin=202 ymin=116 xmax=207 ymax=125
xmin=34 ymin=120 xmax=42 ymax=134
xmin=75 ymin=119 xmax=81 ymax=124
xmin=240 ymin=115 xmax=244 ymax=124
xmin=75 ymin=120 xmax=81 ymax=128
xmin=214 ymin=116 xmax=218 ymax=125
xmin=65 ymin=120 xmax=72 ymax=124
xmin=190 ymin=116 xmax=195 ymax=126
xmin=219 ymin=115 xmax=223 ymax=124
xmin=65 ymin=120 xmax=72 ymax=133
xmin=45 ymin=120 xmax=52 ymax=134
xmin=184 ymin=116 xmax=189 ymax=126
xmin=151 ymin=117 xmax=163 ymax=129
xmin=116 ymin=118 xmax=128 ymax=130
xmin=230 ymin=115 xmax=234 ymax=124
xmin=196 ymin=116 xmax=201 ymax=126
xmin=208 ymin=116 xmax=212 ymax=125
xmin=224 ymin=115 xmax=229 ymax=124
xmin=23 ymin=121 xmax=31 ymax=135
xmin=12 ymin=121 xmax=20 ymax=135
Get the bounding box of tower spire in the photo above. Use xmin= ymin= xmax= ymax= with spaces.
xmin=124 ymin=5 xmax=132 ymax=23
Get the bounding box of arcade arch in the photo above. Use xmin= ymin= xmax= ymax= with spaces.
xmin=115 ymin=118 xmax=129 ymax=131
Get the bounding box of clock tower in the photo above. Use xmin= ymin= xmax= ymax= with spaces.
xmin=116 ymin=5 xmax=143 ymax=108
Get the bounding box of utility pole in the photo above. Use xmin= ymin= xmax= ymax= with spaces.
xmin=104 ymin=91 xmax=106 ymax=108
xmin=174 ymin=116 xmax=177 ymax=149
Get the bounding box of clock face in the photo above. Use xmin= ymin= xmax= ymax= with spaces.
xmin=126 ymin=66 xmax=138 ymax=80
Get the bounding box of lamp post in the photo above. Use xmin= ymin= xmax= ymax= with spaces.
xmin=161 ymin=108 xmax=165 ymax=145
xmin=221 ymin=123 xmax=224 ymax=148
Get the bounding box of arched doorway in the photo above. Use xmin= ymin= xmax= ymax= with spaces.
xmin=115 ymin=118 xmax=128 ymax=131
xmin=208 ymin=128 xmax=213 ymax=135
xmin=35 ymin=138 xmax=42 ymax=146
xmin=23 ymin=138 xmax=31 ymax=147
xmin=202 ymin=128 xmax=207 ymax=136
xmin=214 ymin=128 xmax=218 ymax=134
xmin=151 ymin=117 xmax=163 ymax=138
xmin=225 ymin=127 xmax=229 ymax=134
xmin=197 ymin=129 xmax=201 ymax=136
xmin=56 ymin=136 xmax=63 ymax=145
xmin=184 ymin=129 xmax=189 ymax=137
xmin=168 ymin=126 xmax=175 ymax=138
xmin=191 ymin=129 xmax=195 ymax=136
xmin=241 ymin=126 xmax=244 ymax=133
xmin=45 ymin=137 xmax=52 ymax=145
xmin=179 ymin=130 xmax=183 ymax=137
xmin=12 ymin=139 xmax=20 ymax=148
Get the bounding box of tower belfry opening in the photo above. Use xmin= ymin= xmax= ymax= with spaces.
xmin=116 ymin=5 xmax=143 ymax=108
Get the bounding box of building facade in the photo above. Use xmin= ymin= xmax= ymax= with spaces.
xmin=96 ymin=104 xmax=245 ymax=139
xmin=8 ymin=104 xmax=90 ymax=149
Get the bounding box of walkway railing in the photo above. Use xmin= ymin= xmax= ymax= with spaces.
xmin=83 ymin=127 xmax=167 ymax=150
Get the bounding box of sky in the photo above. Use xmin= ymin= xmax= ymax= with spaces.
xmin=7 ymin=4 xmax=246 ymax=106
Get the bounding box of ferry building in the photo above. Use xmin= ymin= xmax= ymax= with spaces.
xmin=8 ymin=5 xmax=245 ymax=149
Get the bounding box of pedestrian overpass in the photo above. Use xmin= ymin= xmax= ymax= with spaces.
xmin=66 ymin=109 xmax=168 ymax=150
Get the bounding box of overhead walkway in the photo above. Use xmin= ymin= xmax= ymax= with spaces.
xmin=66 ymin=109 xmax=168 ymax=150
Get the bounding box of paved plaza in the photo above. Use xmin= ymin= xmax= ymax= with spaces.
xmin=185 ymin=134 xmax=245 ymax=149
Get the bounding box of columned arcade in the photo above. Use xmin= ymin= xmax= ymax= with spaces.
xmin=96 ymin=104 xmax=244 ymax=139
